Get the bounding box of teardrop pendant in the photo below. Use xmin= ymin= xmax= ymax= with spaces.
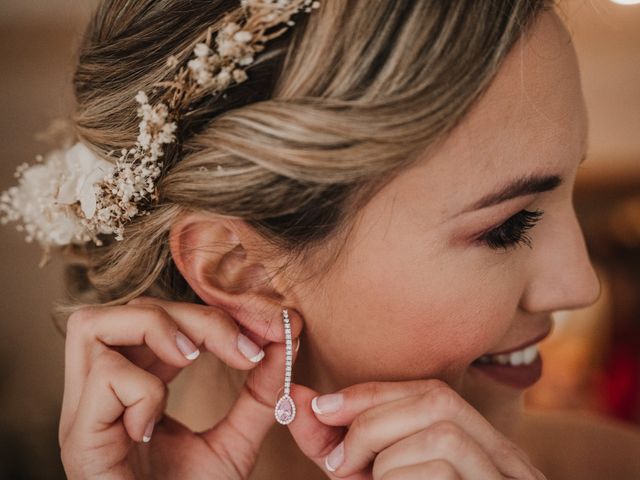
xmin=274 ymin=308 xmax=296 ymax=425
xmin=275 ymin=394 xmax=296 ymax=425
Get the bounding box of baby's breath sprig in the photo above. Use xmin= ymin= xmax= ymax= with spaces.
xmin=0 ymin=0 xmax=320 ymax=256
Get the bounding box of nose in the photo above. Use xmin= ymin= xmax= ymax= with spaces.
xmin=520 ymin=209 xmax=602 ymax=313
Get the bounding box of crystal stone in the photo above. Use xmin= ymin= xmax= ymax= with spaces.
xmin=275 ymin=394 xmax=296 ymax=425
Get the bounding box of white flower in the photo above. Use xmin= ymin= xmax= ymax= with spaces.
xmin=0 ymin=142 xmax=112 ymax=246
xmin=56 ymin=142 xmax=115 ymax=219
xmin=216 ymin=69 xmax=232 ymax=86
xmin=194 ymin=42 xmax=211 ymax=57
xmin=233 ymin=31 xmax=253 ymax=43
xmin=187 ymin=57 xmax=212 ymax=85
xmin=237 ymin=55 xmax=254 ymax=66
xmin=166 ymin=55 xmax=179 ymax=68
xmin=222 ymin=22 xmax=241 ymax=36
xmin=217 ymin=39 xmax=240 ymax=58
xmin=135 ymin=90 xmax=148 ymax=105
xmin=232 ymin=69 xmax=248 ymax=83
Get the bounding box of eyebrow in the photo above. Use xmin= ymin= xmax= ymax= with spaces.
xmin=459 ymin=153 xmax=587 ymax=214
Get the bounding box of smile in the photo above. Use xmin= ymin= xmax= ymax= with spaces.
xmin=470 ymin=348 xmax=543 ymax=389
xmin=474 ymin=343 xmax=539 ymax=367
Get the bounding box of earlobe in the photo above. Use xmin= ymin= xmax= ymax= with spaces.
xmin=168 ymin=211 xmax=283 ymax=309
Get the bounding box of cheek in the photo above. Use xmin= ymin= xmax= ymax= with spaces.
xmin=314 ymin=237 xmax=522 ymax=385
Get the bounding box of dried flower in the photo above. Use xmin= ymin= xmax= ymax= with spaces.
xmin=0 ymin=0 xmax=321 ymax=250
xmin=0 ymin=142 xmax=114 ymax=246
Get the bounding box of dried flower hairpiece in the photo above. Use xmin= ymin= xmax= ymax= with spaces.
xmin=0 ymin=0 xmax=320 ymax=257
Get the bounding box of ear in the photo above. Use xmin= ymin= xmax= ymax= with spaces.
xmin=168 ymin=211 xmax=294 ymax=341
xmin=168 ymin=210 xmax=288 ymax=304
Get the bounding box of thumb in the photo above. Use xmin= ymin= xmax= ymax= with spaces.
xmin=288 ymin=383 xmax=369 ymax=479
xmin=200 ymin=308 xmax=302 ymax=475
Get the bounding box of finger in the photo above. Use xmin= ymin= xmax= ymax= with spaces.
xmin=317 ymin=384 xmax=533 ymax=478
xmin=134 ymin=294 xmax=304 ymax=347
xmin=312 ymin=379 xmax=534 ymax=470
xmin=378 ymin=459 xmax=462 ymax=480
xmin=199 ymin=312 xmax=305 ymax=479
xmin=310 ymin=379 xmax=442 ymax=424
xmin=372 ymin=421 xmax=502 ymax=480
xmin=61 ymin=300 xmax=268 ymax=441
xmin=124 ymin=296 xmax=306 ymax=382
xmin=112 ymin=344 xmax=184 ymax=383
xmin=283 ymin=383 xmax=369 ymax=480
xmin=71 ymin=349 xmax=167 ymax=447
xmin=60 ymin=304 xmax=200 ymax=441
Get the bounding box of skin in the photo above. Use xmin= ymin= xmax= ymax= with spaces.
xmin=293 ymin=1 xmax=600 ymax=440
xmin=254 ymin=8 xmax=603 ymax=477
xmin=287 ymin=7 xmax=599 ymax=398
xmin=59 ymin=8 xmax=640 ymax=480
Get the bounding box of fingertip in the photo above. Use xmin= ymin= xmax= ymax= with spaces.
xmin=238 ymin=332 xmax=266 ymax=364
xmin=142 ymin=419 xmax=155 ymax=443
xmin=311 ymin=396 xmax=321 ymax=415
xmin=185 ymin=348 xmax=201 ymax=361
xmin=248 ymin=349 xmax=265 ymax=363
xmin=175 ymin=330 xmax=200 ymax=361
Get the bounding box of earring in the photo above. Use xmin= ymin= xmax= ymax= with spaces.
xmin=274 ymin=308 xmax=296 ymax=425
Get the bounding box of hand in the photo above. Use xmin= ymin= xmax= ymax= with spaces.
xmin=287 ymin=380 xmax=547 ymax=479
xmin=59 ymin=295 xmax=302 ymax=480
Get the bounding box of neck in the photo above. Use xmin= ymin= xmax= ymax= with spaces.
xmin=460 ymin=371 xmax=526 ymax=440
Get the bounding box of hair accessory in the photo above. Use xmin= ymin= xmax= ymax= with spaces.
xmin=0 ymin=0 xmax=320 ymax=252
xmin=275 ymin=308 xmax=296 ymax=425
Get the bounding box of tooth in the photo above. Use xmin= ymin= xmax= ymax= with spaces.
xmin=522 ymin=345 xmax=537 ymax=364
xmin=509 ymin=350 xmax=524 ymax=366
xmin=496 ymin=354 xmax=510 ymax=365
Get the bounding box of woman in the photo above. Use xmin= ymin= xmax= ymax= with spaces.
xmin=3 ymin=0 xmax=639 ymax=478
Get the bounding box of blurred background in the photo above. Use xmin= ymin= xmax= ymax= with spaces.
xmin=0 ymin=0 xmax=639 ymax=478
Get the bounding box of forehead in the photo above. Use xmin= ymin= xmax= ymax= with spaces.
xmin=400 ymin=10 xmax=588 ymax=219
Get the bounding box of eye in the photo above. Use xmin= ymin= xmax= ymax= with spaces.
xmin=475 ymin=209 xmax=544 ymax=251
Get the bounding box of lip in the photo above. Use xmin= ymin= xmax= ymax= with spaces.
xmin=470 ymin=353 xmax=543 ymax=389
xmin=480 ymin=322 xmax=553 ymax=357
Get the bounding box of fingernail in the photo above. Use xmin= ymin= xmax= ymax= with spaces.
xmin=311 ymin=393 xmax=343 ymax=414
xmin=143 ymin=420 xmax=155 ymax=443
xmin=237 ymin=332 xmax=265 ymax=363
xmin=175 ymin=331 xmax=200 ymax=360
xmin=295 ymin=337 xmax=300 ymax=352
xmin=325 ymin=441 xmax=344 ymax=472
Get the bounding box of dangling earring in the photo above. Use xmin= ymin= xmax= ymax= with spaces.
xmin=274 ymin=308 xmax=296 ymax=425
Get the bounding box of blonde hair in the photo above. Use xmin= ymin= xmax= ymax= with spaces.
xmin=53 ymin=0 xmax=554 ymax=330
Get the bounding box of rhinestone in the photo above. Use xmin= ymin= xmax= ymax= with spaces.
xmin=275 ymin=395 xmax=295 ymax=425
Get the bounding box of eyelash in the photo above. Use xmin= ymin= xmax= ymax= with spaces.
xmin=476 ymin=209 xmax=545 ymax=251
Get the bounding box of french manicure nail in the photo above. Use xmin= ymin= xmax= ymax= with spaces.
xmin=143 ymin=419 xmax=155 ymax=443
xmin=175 ymin=331 xmax=200 ymax=360
xmin=237 ymin=332 xmax=265 ymax=362
xmin=311 ymin=393 xmax=343 ymax=414
xmin=325 ymin=441 xmax=344 ymax=472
